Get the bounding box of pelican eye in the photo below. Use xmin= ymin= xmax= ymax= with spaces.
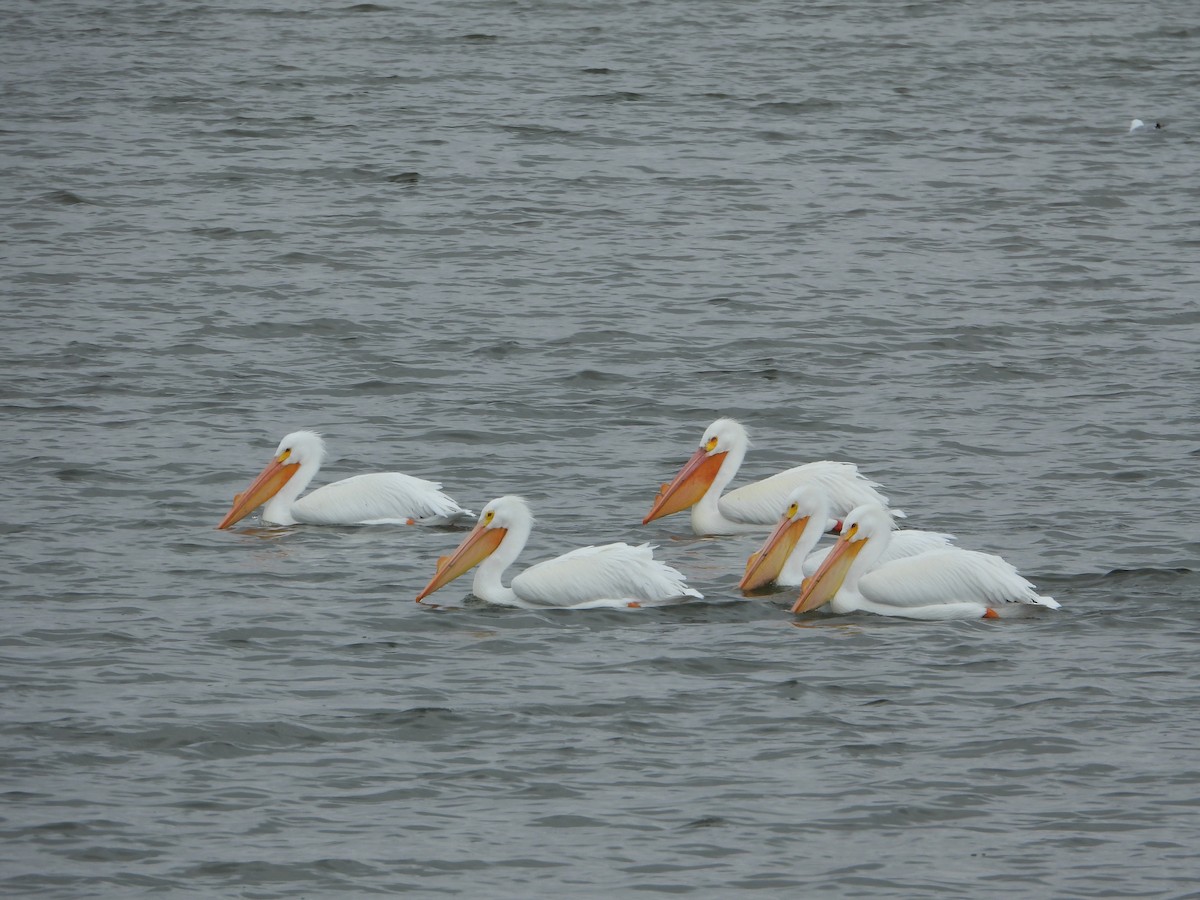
xmin=483 ymin=510 xmax=495 ymax=525
xmin=705 ymin=437 xmax=719 ymax=452
xmin=786 ymin=503 xmax=798 ymax=517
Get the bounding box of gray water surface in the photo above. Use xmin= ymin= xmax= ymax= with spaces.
xmin=3 ymin=1 xmax=1199 ymax=896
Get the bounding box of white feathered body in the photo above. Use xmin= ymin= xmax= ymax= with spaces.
xmin=719 ymin=460 xmax=894 ymax=529
xmin=832 ymin=546 xmax=1060 ymax=618
xmin=801 ymin=528 xmax=956 ymax=580
xmin=283 ymin=472 xmax=472 ymax=526
xmin=505 ymin=542 xmax=702 ymax=609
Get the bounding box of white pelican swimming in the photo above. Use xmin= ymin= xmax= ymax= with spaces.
xmin=739 ymin=485 xmax=954 ymax=592
xmin=415 ymin=495 xmax=702 ymax=609
xmin=791 ymin=503 xmax=1060 ymax=620
xmin=643 ymin=418 xmax=897 ymax=535
xmin=1128 ymin=118 xmax=1162 ymax=133
xmin=217 ymin=430 xmax=473 ymax=529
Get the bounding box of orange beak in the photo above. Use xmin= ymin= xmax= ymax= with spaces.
xmin=415 ymin=523 xmax=508 ymax=602
xmin=216 ymin=453 xmax=300 ymax=529
xmin=642 ymin=448 xmax=728 ymax=524
xmin=791 ymin=525 xmax=865 ymax=614
xmin=739 ymin=512 xmax=811 ymax=593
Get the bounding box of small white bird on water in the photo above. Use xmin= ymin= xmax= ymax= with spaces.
xmin=1128 ymin=118 xmax=1163 ymax=133
xmin=217 ymin=430 xmax=473 ymax=529
xmin=416 ymin=495 xmax=702 ymax=609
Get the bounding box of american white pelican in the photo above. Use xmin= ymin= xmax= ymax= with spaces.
xmin=791 ymin=503 xmax=1060 ymax=620
xmin=642 ymin=418 xmax=896 ymax=535
xmin=739 ymin=485 xmax=954 ymax=592
xmin=415 ymin=495 xmax=702 ymax=609
xmin=217 ymin=430 xmax=472 ymax=529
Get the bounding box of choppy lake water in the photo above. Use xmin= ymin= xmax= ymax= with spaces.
xmin=3 ymin=0 xmax=1199 ymax=896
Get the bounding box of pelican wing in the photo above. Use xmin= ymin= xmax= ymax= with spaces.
xmin=511 ymin=542 xmax=702 ymax=608
xmin=804 ymin=528 xmax=955 ymax=577
xmin=720 ymin=460 xmax=892 ymax=525
xmin=292 ymin=473 xmax=473 ymax=526
xmin=858 ymin=548 xmax=1059 ymax=610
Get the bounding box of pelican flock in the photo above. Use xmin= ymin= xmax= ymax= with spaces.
xmin=415 ymin=495 xmax=701 ymax=609
xmin=217 ymin=430 xmax=472 ymax=529
xmin=215 ymin=422 xmax=1060 ymax=622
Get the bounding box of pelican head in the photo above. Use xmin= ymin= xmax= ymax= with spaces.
xmin=739 ymin=484 xmax=828 ymax=592
xmin=415 ymin=495 xmax=530 ymax=602
xmin=216 ymin=430 xmax=326 ymax=529
xmin=839 ymin=503 xmax=894 ymax=541
xmin=643 ymin=418 xmax=748 ymax=524
xmin=791 ymin=502 xmax=894 ymax=613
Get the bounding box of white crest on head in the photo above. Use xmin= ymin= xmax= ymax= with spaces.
xmin=703 ymin=417 xmax=749 ymax=452
xmin=275 ymin=430 xmax=326 ymax=465
xmin=841 ymin=503 xmax=896 ymax=540
xmin=785 ymin=484 xmax=828 ymax=519
xmin=481 ymin=495 xmax=533 ymax=528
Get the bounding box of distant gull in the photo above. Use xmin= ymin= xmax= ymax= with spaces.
xmin=1129 ymin=118 xmax=1163 ymax=133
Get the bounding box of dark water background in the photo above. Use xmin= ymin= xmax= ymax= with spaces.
xmin=3 ymin=1 xmax=1199 ymax=896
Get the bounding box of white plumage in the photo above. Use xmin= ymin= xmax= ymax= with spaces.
xmin=739 ymin=485 xmax=953 ymax=591
xmin=217 ymin=430 xmax=472 ymax=529
xmin=792 ymin=503 xmax=1059 ymax=620
xmin=1128 ymin=118 xmax=1162 ymax=134
xmin=644 ymin=418 xmax=896 ymax=535
xmin=416 ymin=496 xmax=701 ymax=609
xmin=806 ymin=530 xmax=955 ymax=578
xmin=723 ymin=459 xmax=893 ymax=527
